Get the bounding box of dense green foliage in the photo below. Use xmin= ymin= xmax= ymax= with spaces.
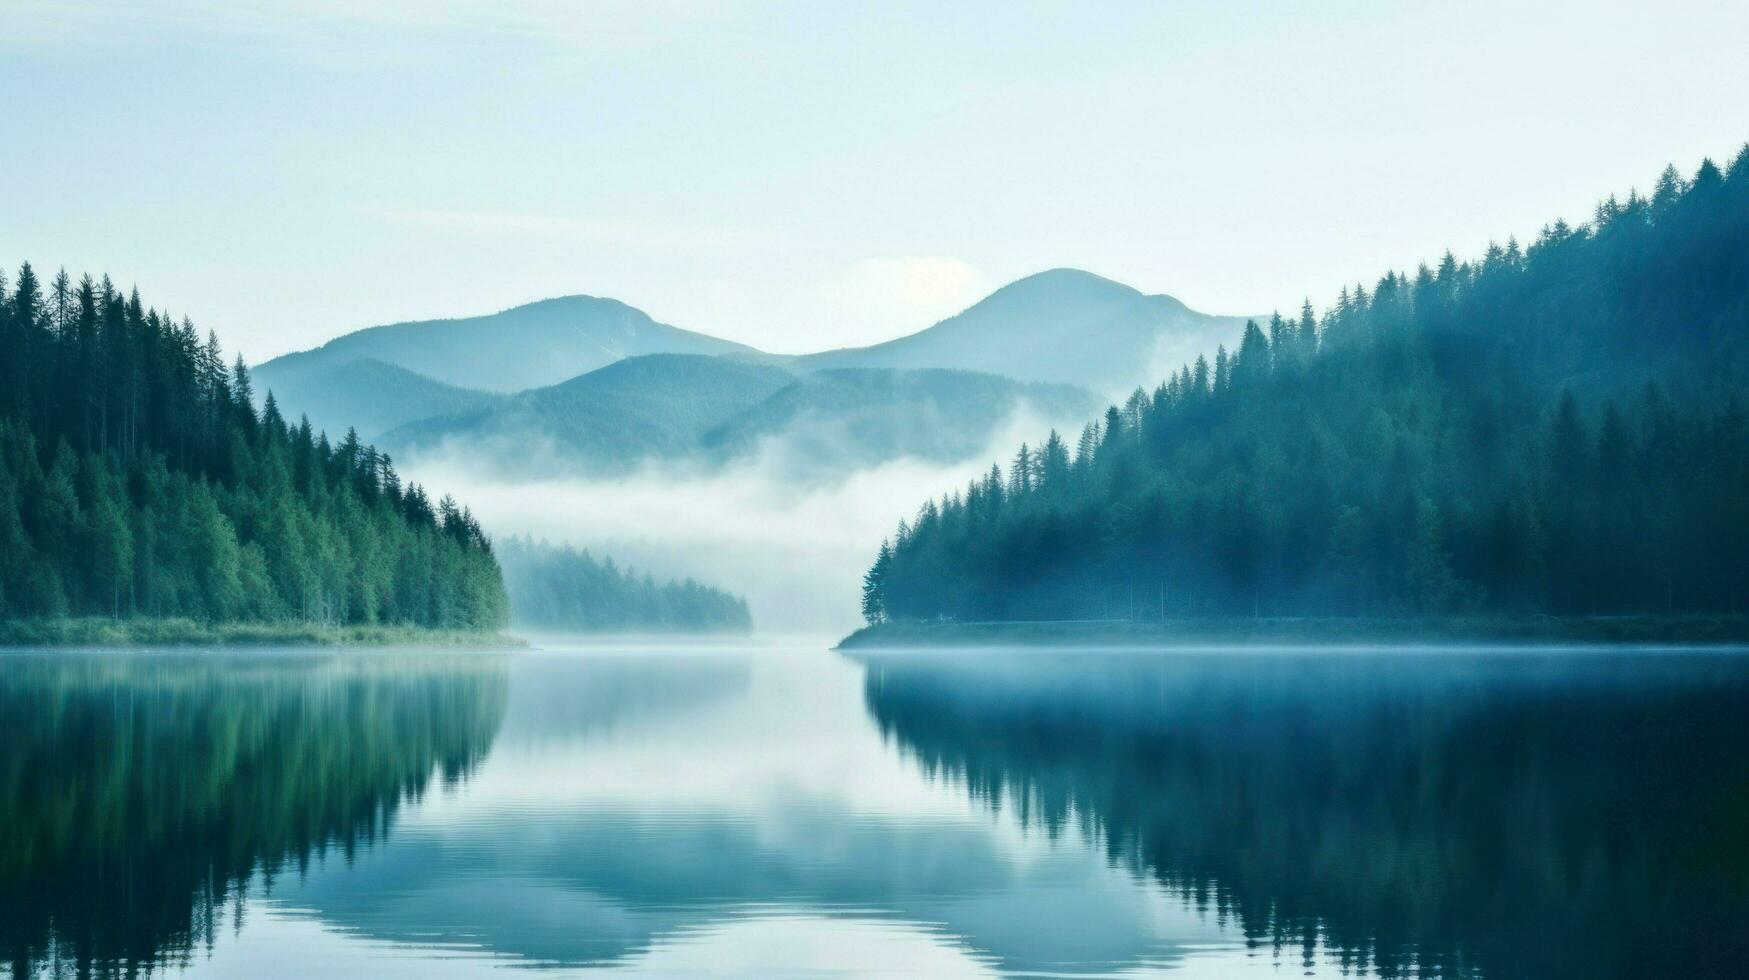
xmin=864 ymin=154 xmax=1749 ymax=623
xmin=0 ymin=653 xmax=507 ymax=978
xmin=497 ymin=535 xmax=752 ymax=634
xmin=0 ymin=267 xmax=508 ymax=629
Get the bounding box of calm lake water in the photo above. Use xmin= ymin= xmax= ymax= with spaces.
xmin=3 ymin=642 xmax=1747 ymax=979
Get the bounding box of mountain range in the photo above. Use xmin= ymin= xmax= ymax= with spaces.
xmin=379 ymin=356 xmax=1099 ymax=476
xmin=380 ymin=355 xmax=797 ymax=471
xmin=252 ymin=268 xmax=1248 ymax=474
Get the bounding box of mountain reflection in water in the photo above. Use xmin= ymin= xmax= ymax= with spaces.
xmin=1 ymin=644 xmax=1746 ymax=979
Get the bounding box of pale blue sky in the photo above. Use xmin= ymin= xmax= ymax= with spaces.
xmin=4 ymin=0 xmax=1747 ymax=363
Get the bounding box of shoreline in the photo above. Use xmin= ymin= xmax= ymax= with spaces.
xmin=0 ymin=617 xmax=525 ymax=650
xmin=836 ymin=615 xmax=1749 ymax=650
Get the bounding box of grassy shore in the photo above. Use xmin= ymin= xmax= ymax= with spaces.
xmin=837 ymin=615 xmax=1749 ymax=649
xmin=0 ymin=617 xmax=523 ymax=649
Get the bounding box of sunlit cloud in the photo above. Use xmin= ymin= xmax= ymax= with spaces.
xmin=814 ymin=255 xmax=989 ymax=350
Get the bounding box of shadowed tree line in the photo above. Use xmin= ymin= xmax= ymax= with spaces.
xmin=863 ymin=153 xmax=1749 ymax=623
xmin=861 ymin=650 xmax=1749 ymax=980
xmin=0 ymin=268 xmax=507 ymax=629
xmin=497 ymin=535 xmax=752 ymax=634
xmin=0 ymin=653 xmax=508 ymax=978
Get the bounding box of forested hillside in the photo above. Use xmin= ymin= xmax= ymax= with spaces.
xmin=700 ymin=367 xmax=1099 ymax=473
xmin=862 ymin=153 xmax=1749 ymax=624
xmin=382 ymin=354 xmax=797 ymax=471
xmin=383 ymin=356 xmax=1098 ymax=477
xmin=0 ymin=267 xmax=508 ymax=630
xmin=497 ymin=536 xmax=752 ymax=634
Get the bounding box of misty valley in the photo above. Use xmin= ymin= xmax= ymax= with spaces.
xmin=4 ymin=41 xmax=1749 ymax=972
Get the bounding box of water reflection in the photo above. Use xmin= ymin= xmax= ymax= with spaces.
xmin=3 ymin=645 xmax=1746 ymax=979
xmin=0 ymin=651 xmax=508 ymax=978
xmin=268 ymin=648 xmax=1227 ymax=975
xmin=860 ymin=648 xmax=1749 ymax=979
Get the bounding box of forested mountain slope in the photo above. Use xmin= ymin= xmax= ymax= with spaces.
xmin=702 ymin=368 xmax=1101 ymax=472
xmin=0 ymin=266 xmax=508 ymax=630
xmin=385 ymin=357 xmax=1100 ymax=476
xmin=800 ymin=269 xmax=1253 ymax=395
xmin=255 ymin=294 xmax=757 ymax=395
xmin=862 ymin=153 xmax=1749 ymax=624
xmin=380 ymin=354 xmax=798 ymax=471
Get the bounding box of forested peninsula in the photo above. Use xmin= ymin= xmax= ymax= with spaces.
xmin=0 ymin=266 xmax=511 ymax=644
xmin=498 ymin=536 xmax=752 ymax=635
xmin=855 ymin=154 xmax=1749 ymax=645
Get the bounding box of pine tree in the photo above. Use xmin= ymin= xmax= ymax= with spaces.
xmin=862 ymin=540 xmax=892 ymax=624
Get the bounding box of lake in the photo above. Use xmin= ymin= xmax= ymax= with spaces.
xmin=2 ymin=642 xmax=1746 ymax=978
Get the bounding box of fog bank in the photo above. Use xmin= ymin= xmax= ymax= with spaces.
xmin=402 ymin=411 xmax=1058 ymax=634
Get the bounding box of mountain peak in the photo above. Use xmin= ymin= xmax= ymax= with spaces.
xmin=257 ymin=294 xmax=757 ymax=395
xmin=962 ymin=269 xmax=1196 ymax=325
xmin=1000 ymin=267 xmax=1140 ymax=294
xmin=797 ymin=268 xmax=1248 ymax=394
xmin=497 ymin=293 xmax=644 ymax=317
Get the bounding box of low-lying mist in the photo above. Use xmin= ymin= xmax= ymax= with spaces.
xmin=401 ymin=409 xmax=1062 ymax=635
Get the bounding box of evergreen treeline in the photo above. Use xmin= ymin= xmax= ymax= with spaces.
xmin=863 ymin=152 xmax=1749 ymax=624
xmin=0 ymin=266 xmax=508 ymax=629
xmin=498 ymin=535 xmax=752 ymax=633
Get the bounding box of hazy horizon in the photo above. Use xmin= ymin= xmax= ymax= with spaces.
xmin=251 ymin=266 xmax=1225 ymax=367
xmin=5 ymin=0 xmax=1747 ymax=365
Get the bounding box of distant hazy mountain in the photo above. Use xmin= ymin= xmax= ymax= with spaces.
xmin=703 ymin=368 xmax=1101 ymax=472
xmin=380 ymin=354 xmax=797 ymax=469
xmin=257 ymin=269 xmax=1236 ymax=454
xmin=252 ymin=356 xmax=506 ymax=441
xmin=383 ymin=356 xmax=1099 ymax=476
xmin=798 ymin=268 xmax=1254 ymax=396
xmin=255 ymin=295 xmax=758 ymax=395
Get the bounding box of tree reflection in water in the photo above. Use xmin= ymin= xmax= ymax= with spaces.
xmin=860 ymin=648 xmax=1749 ymax=980
xmin=0 ymin=651 xmax=508 ymax=979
